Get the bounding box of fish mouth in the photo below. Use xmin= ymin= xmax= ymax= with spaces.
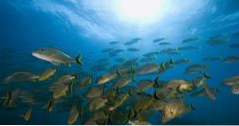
xmin=32 ymin=52 xmax=42 ymax=59
xmin=32 ymin=52 xmax=47 ymax=61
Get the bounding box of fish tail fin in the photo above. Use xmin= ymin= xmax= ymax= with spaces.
xmin=153 ymin=76 xmax=160 ymax=88
xmin=159 ymin=63 xmax=165 ymax=73
xmin=75 ymin=54 xmax=83 ymax=65
xmin=116 ymin=69 xmax=121 ymax=77
xmin=169 ymin=58 xmax=175 ymax=64
xmin=202 ymin=72 xmax=211 ymax=79
xmin=130 ymin=65 xmax=136 ymax=81
xmin=190 ymin=104 xmax=196 ymax=111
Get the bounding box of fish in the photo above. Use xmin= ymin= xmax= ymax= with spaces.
xmin=32 ymin=48 xmax=83 ymax=66
xmin=89 ymin=97 xmax=108 ymax=112
xmin=231 ymin=84 xmax=239 ymax=95
xmin=207 ymin=38 xmax=226 ymax=46
xmin=143 ymin=51 xmax=159 ymax=58
xmin=128 ymin=120 xmax=151 ymax=125
xmin=127 ymin=48 xmax=140 ymax=52
xmin=192 ymin=73 xmax=211 ymax=88
xmin=161 ymin=100 xmax=193 ymax=124
xmin=109 ymin=93 xmax=129 ymax=111
xmin=153 ymin=38 xmax=165 ymax=43
xmin=224 ymin=76 xmax=239 ymax=86
xmin=38 ymin=68 xmax=57 ymax=81
xmin=43 ymin=99 xmax=55 ymax=112
xmin=140 ymin=57 xmax=156 ymax=63
xmin=185 ymin=64 xmax=208 ymax=75
xmin=21 ymin=107 xmax=32 ymax=122
xmin=136 ymin=63 xmax=159 ymax=75
xmin=85 ymin=111 xmax=108 ymax=124
xmin=97 ymin=72 xmax=118 ymax=85
xmin=158 ymin=59 xmax=175 ymax=73
xmin=86 ymin=87 xmax=103 ymax=99
xmin=68 ymin=105 xmax=79 ymax=124
xmin=203 ymin=84 xmax=217 ymax=101
xmin=177 ymin=46 xmax=198 ymax=51
xmin=109 ymin=41 xmax=119 ymax=45
xmin=120 ymin=58 xmax=138 ymax=67
xmin=167 ymin=80 xmax=194 ymax=94
xmin=109 ymin=111 xmax=129 ymax=124
xmin=203 ymin=56 xmax=223 ymax=62
xmin=134 ymin=97 xmax=155 ymax=113
xmin=50 ymin=75 xmax=76 ymax=99
xmin=174 ymin=59 xmax=191 ymax=65
xmin=223 ymin=56 xmax=239 ymax=63
xmin=158 ymin=42 xmax=171 ymax=45
xmin=160 ymin=48 xmax=179 ymax=55
xmin=79 ymin=76 xmax=93 ymax=88
xmin=124 ymin=38 xmax=141 ymax=46
xmin=3 ymin=72 xmax=39 ymax=84
xmin=191 ymin=84 xmax=217 ymax=101
xmin=137 ymin=80 xmax=155 ymax=92
xmin=113 ymin=77 xmax=132 ymax=89
xmin=182 ymin=37 xmax=198 ymax=43
xmin=102 ymin=48 xmax=114 ymax=53
xmin=224 ymin=76 xmax=239 ymax=95
xmin=2 ymin=90 xmax=19 ymax=108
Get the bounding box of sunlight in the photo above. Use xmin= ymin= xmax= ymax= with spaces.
xmin=115 ymin=0 xmax=165 ymax=25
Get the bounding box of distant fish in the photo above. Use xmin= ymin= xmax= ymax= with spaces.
xmin=223 ymin=56 xmax=239 ymax=63
xmin=182 ymin=37 xmax=198 ymax=43
xmin=79 ymin=76 xmax=93 ymax=88
xmin=3 ymin=72 xmax=39 ymax=84
xmin=207 ymin=38 xmax=226 ymax=46
xmin=143 ymin=51 xmax=159 ymax=58
xmin=140 ymin=57 xmax=156 ymax=63
xmin=86 ymin=87 xmax=103 ymax=99
xmin=174 ymin=58 xmax=191 ymax=65
xmin=136 ymin=63 xmax=159 ymax=75
xmin=32 ymin=48 xmax=83 ymax=66
xmin=109 ymin=41 xmax=119 ymax=45
xmin=153 ymin=38 xmax=165 ymax=43
xmin=127 ymin=48 xmax=140 ymax=52
xmin=158 ymin=42 xmax=170 ymax=45
xmin=185 ymin=64 xmax=208 ymax=75
xmin=202 ymin=56 xmax=223 ymax=62
xmin=101 ymin=48 xmax=114 ymax=53
xmin=177 ymin=46 xmax=198 ymax=51
xmin=124 ymin=38 xmax=141 ymax=46
xmin=160 ymin=48 xmax=179 ymax=55
xmin=89 ymin=97 xmax=108 ymax=112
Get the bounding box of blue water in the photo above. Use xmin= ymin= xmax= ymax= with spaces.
xmin=1 ymin=0 xmax=239 ymax=124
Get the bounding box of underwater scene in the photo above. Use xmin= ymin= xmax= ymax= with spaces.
xmin=1 ymin=0 xmax=239 ymax=125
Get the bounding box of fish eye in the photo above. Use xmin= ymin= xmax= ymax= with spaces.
xmin=40 ymin=48 xmax=45 ymax=52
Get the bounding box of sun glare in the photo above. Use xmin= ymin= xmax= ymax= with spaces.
xmin=115 ymin=0 xmax=164 ymax=25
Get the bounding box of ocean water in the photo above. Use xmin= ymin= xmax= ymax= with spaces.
xmin=1 ymin=0 xmax=239 ymax=125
